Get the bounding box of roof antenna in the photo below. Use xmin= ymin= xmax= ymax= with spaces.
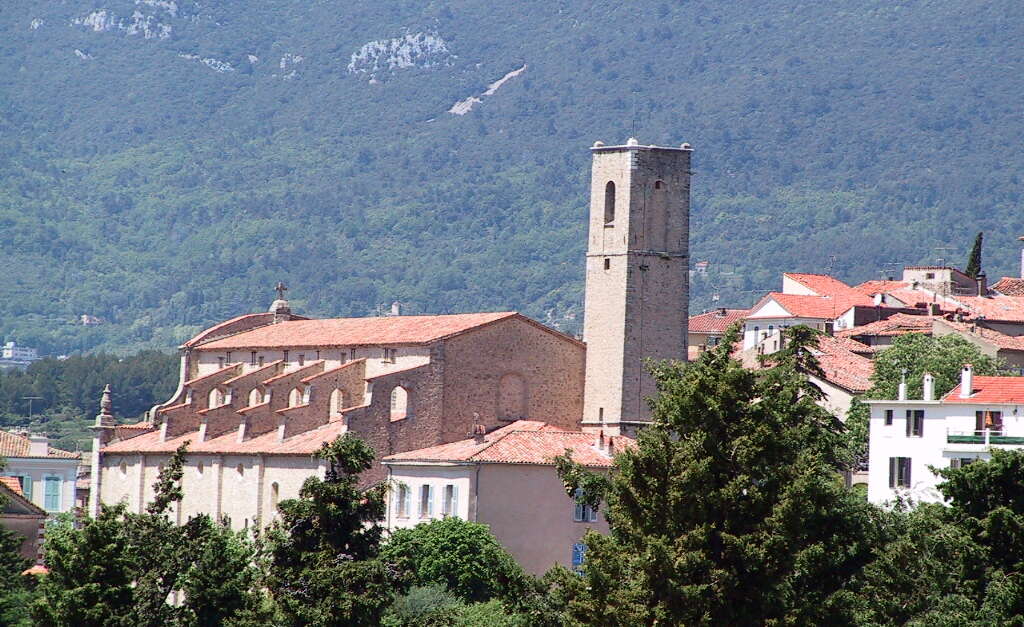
xmin=825 ymin=255 xmax=837 ymax=276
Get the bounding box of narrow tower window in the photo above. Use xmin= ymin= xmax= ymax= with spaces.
xmin=604 ymin=181 xmax=616 ymax=224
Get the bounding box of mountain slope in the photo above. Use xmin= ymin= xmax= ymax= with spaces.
xmin=3 ymin=0 xmax=1024 ymax=354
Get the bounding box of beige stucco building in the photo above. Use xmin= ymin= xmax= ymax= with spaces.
xmin=381 ymin=420 xmax=632 ymax=574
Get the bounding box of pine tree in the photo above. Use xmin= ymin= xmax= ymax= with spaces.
xmin=264 ymin=434 xmax=395 ymax=626
xmin=549 ymin=325 xmax=879 ymax=625
xmin=965 ymin=231 xmax=984 ymax=278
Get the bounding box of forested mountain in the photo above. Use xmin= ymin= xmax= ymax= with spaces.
xmin=3 ymin=0 xmax=1024 ymax=355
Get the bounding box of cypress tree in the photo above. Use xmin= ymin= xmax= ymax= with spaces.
xmin=965 ymin=231 xmax=984 ymax=278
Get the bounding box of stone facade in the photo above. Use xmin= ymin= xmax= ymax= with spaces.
xmin=95 ymin=312 xmax=585 ymax=527
xmin=582 ymin=140 xmax=691 ymax=435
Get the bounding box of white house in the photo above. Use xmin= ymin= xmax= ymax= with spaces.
xmin=381 ymin=420 xmax=633 ymax=575
xmin=867 ymin=365 xmax=1024 ymax=505
xmin=0 ymin=430 xmax=80 ymax=515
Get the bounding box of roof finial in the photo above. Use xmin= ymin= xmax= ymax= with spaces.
xmin=275 ymin=281 xmax=288 ymax=300
xmin=99 ymin=384 xmax=112 ymax=417
xmin=269 ymin=281 xmax=292 ymax=320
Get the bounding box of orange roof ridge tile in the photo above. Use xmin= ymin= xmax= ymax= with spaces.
xmin=222 ymin=360 xmax=285 ymax=385
xmin=184 ymin=363 xmax=243 ymax=386
xmin=301 ymin=359 xmax=366 ymax=383
xmin=365 ymin=362 xmax=430 ymax=381
xmin=275 ymin=403 xmax=311 ymax=415
xmin=261 ymin=360 xmax=326 ymax=384
xmin=237 ymin=402 xmax=269 ymax=414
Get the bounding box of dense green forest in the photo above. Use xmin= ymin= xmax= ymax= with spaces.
xmin=0 ymin=352 xmax=178 ymax=451
xmin=3 ymin=0 xmax=1024 ymax=356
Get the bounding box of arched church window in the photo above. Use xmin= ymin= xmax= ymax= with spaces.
xmin=288 ymin=388 xmax=303 ymax=407
xmin=330 ymin=389 xmax=345 ymax=416
xmin=248 ymin=388 xmax=262 ymax=407
xmin=604 ymin=181 xmax=616 ymax=224
xmin=390 ymin=386 xmax=410 ymax=421
xmin=208 ymin=388 xmax=224 ymax=408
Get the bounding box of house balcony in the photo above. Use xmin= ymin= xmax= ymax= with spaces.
xmin=947 ymin=430 xmax=1024 ymax=446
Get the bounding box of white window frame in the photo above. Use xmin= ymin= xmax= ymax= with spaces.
xmin=43 ymin=475 xmax=62 ymax=512
xmin=573 ymin=488 xmax=598 ymax=522
xmin=442 ymin=484 xmax=459 ymax=517
xmin=419 ymin=484 xmax=434 ymax=519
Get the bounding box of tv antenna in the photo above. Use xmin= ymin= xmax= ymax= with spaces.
xmin=934 ymin=246 xmax=955 ymax=268
xmin=825 ymin=255 xmax=837 ymax=276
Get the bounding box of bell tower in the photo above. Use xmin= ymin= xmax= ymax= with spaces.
xmin=581 ymin=138 xmax=691 ymax=436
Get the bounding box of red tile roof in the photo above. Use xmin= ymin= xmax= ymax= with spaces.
xmin=688 ymin=308 xmax=748 ymax=334
xmin=810 ymin=335 xmax=875 ymax=394
xmin=944 ymin=376 xmax=1024 ymax=404
xmin=837 ymin=313 xmax=934 ymax=338
xmin=784 ymin=273 xmax=860 ymax=298
xmin=747 ymin=292 xmax=871 ymax=320
xmin=383 ymin=420 xmax=634 ymax=468
xmin=937 ymin=319 xmax=1024 ymax=351
xmin=854 ymin=280 xmax=910 ymax=296
xmin=952 ymin=296 xmax=1024 ymax=323
xmin=195 ymin=312 xmax=524 ymax=350
xmin=0 ymin=477 xmax=23 ymax=496
xmin=992 ymin=278 xmax=1024 ymax=297
xmin=0 ymin=430 xmax=79 ymax=459
xmin=101 ymin=420 xmax=347 ymax=456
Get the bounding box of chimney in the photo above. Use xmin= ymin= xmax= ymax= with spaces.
xmin=898 ymin=370 xmax=907 ymax=401
xmin=960 ymin=364 xmax=974 ymax=399
xmin=594 ymin=430 xmax=606 ymax=453
xmin=471 ymin=424 xmax=486 ymax=444
xmin=976 ymin=270 xmax=987 ymax=297
xmin=391 ymin=301 xmax=402 ymax=316
xmin=923 ymin=373 xmax=935 ymax=401
xmin=716 ymin=307 xmax=726 ymax=317
xmin=28 ymin=433 xmax=48 ymax=457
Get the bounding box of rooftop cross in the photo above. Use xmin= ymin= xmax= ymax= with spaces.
xmin=275 ymin=281 xmax=288 ymax=300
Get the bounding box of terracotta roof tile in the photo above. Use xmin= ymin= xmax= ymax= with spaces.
xmin=383 ymin=420 xmax=634 ymax=467
xmin=937 ymin=319 xmax=1024 ymax=351
xmin=810 ymin=336 xmax=875 ymax=394
xmin=784 ymin=273 xmax=860 ymax=298
xmin=747 ymin=292 xmax=872 ymax=320
xmin=101 ymin=420 xmax=347 ymax=456
xmin=196 ymin=312 xmax=519 ymax=350
xmin=688 ymin=308 xmax=748 ymax=334
xmin=992 ymin=278 xmax=1024 ymax=297
xmin=0 ymin=476 xmax=23 ymax=496
xmin=836 ymin=313 xmax=934 ymax=338
xmin=854 ymin=280 xmax=910 ymax=296
xmin=0 ymin=430 xmax=79 ymax=459
xmin=944 ymin=376 xmax=1024 ymax=404
xmin=952 ymin=296 xmax=1024 ymax=323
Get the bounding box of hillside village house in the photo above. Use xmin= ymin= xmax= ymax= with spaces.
xmin=687 ymin=307 xmax=747 ymax=359
xmin=0 ymin=430 xmax=80 ymax=515
xmin=867 ymin=366 xmax=1024 ymax=505
xmin=0 ymin=477 xmax=47 ymax=562
xmin=381 ymin=420 xmax=632 ymax=574
xmin=92 ymin=139 xmax=694 ymax=531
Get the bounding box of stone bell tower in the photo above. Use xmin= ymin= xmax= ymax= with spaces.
xmin=581 ymin=138 xmax=691 ymax=436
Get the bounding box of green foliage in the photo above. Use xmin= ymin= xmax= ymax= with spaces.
xmin=0 ymin=523 xmax=34 ymax=627
xmin=264 ymin=434 xmax=395 ymax=626
xmin=5 ymin=1 xmax=1024 ymax=354
xmin=868 ymin=333 xmax=1005 ymax=401
xmin=381 ymin=517 xmax=531 ymax=604
xmin=33 ymin=443 xmax=265 ymax=626
xmin=550 ymin=326 xmax=879 ymax=624
xmin=0 ymin=350 xmax=177 ymax=451
xmin=383 ymin=585 xmax=529 ymax=627
xmin=965 ymin=231 xmax=984 ymax=279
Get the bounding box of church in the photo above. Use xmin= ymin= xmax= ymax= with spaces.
xmin=91 ymin=139 xmax=692 ymax=530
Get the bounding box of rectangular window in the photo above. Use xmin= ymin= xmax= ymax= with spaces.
xmin=283 ymin=350 xmax=290 ymax=364
xmin=383 ymin=348 xmax=397 ymax=364
xmin=396 ymin=485 xmax=410 ymax=518
xmin=257 ymin=356 xmax=264 ymax=367
xmin=16 ymin=476 xmax=32 ymax=502
xmin=442 ymin=484 xmax=459 ymax=517
xmin=571 ymin=542 xmax=587 ymax=572
xmin=573 ymin=488 xmax=598 ymax=522
xmin=905 ymin=410 xmax=924 ymax=437
xmin=218 ymin=357 xmax=224 ymax=369
xmin=950 ymin=458 xmax=975 ymax=470
xmin=298 ymin=354 xmax=305 ymax=367
xmin=340 ymin=350 xmax=348 ymax=363
xmin=44 ymin=476 xmax=61 ymax=512
xmin=251 ymin=351 xmax=258 ymax=366
xmin=226 ymin=351 xmax=233 ymax=364
xmin=603 ymin=258 xmax=610 ymax=270
xmin=419 ymin=485 xmax=434 ymax=518
xmin=884 ymin=409 xmax=893 ymax=426
xmin=976 ymin=411 xmax=1003 ymax=435
xmin=889 ymin=457 xmax=912 ymax=488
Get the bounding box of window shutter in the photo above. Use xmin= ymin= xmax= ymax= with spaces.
xmin=44 ymin=477 xmax=60 ymax=512
xmin=889 ymin=457 xmax=897 ymax=488
xmin=905 ymin=459 xmax=911 ymax=486
xmin=427 ymin=486 xmax=435 ymax=517
xmin=451 ymin=485 xmax=459 ymax=518
xmin=403 ymin=487 xmax=411 ymax=517
xmin=20 ymin=476 xmax=32 ymax=502
xmin=905 ymin=410 xmax=912 ymax=437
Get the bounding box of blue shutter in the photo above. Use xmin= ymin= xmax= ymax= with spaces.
xmin=571 ymin=543 xmax=586 ymax=572
xmin=44 ymin=477 xmax=61 ymax=512
xmin=19 ymin=476 xmax=32 ymax=502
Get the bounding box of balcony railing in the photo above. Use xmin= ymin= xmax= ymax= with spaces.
xmin=947 ymin=429 xmax=1024 ymax=445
